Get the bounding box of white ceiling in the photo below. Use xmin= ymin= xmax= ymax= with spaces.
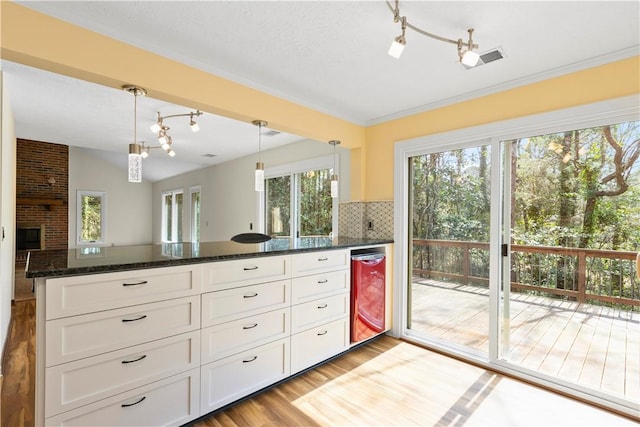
xmin=3 ymin=1 xmax=639 ymax=181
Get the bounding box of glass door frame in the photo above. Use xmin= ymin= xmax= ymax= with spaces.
xmin=392 ymin=95 xmax=639 ymax=417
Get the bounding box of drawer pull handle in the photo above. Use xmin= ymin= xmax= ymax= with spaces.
xmin=317 ymin=257 xmax=329 ymax=262
xmin=243 ymin=356 xmax=258 ymax=363
xmin=317 ymin=279 xmax=329 ymax=284
xmin=122 ymin=355 xmax=147 ymax=364
xmin=317 ymin=330 xmax=328 ymax=336
xmin=243 ymin=293 xmax=259 ymax=298
xmin=121 ymin=396 xmax=146 ymax=408
xmin=122 ymin=280 xmax=148 ymax=287
xmin=317 ymin=304 xmax=328 ymax=309
xmin=243 ymin=266 xmax=259 ymax=271
xmin=243 ymin=323 xmax=258 ymax=330
xmin=122 ymin=315 xmax=147 ymax=323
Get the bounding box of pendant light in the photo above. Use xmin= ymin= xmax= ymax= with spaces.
xmin=253 ymin=120 xmax=267 ymax=192
xmin=123 ymin=85 xmax=147 ymax=183
xmin=328 ymin=140 xmax=341 ymax=198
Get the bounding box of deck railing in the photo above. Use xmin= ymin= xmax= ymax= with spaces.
xmin=412 ymin=239 xmax=639 ymax=309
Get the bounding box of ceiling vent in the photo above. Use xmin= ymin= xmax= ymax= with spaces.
xmin=463 ymin=47 xmax=505 ymax=70
xmin=262 ymin=130 xmax=281 ymax=137
xmin=202 ymin=153 xmax=217 ymax=158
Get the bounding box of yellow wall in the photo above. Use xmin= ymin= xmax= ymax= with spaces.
xmin=365 ymin=57 xmax=640 ymax=200
xmin=2 ymin=2 xmax=639 ymax=203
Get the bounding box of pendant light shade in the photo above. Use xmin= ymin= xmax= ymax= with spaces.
xmin=128 ymin=143 xmax=142 ymax=183
xmin=328 ymin=140 xmax=341 ymax=198
xmin=123 ymin=85 xmax=147 ymax=183
xmin=252 ymin=120 xmax=268 ymax=192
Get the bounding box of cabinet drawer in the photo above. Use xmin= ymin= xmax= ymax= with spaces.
xmin=291 ymin=250 xmax=349 ymax=276
xmin=46 ymin=265 xmax=201 ymax=320
xmin=201 ymin=280 xmax=289 ymax=326
xmin=45 ymin=331 xmax=200 ymax=417
xmin=291 ymin=270 xmax=349 ymax=304
xmin=291 ymin=293 xmax=349 ymax=334
xmin=201 ymin=308 xmax=289 ymax=363
xmin=201 ymin=338 xmax=290 ymax=413
xmin=203 ymin=255 xmax=290 ymax=291
xmin=291 ymin=318 xmax=349 ymax=374
xmin=46 ymin=296 xmax=200 ymax=366
xmin=45 ymin=368 xmax=200 ymax=427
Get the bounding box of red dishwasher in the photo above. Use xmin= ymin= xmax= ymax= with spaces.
xmin=350 ymin=252 xmax=386 ymax=343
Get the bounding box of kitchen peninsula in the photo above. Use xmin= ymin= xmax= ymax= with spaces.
xmin=27 ymin=237 xmax=393 ymax=426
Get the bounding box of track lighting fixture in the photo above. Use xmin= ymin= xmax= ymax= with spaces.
xmin=122 ymin=85 xmax=146 ymax=183
xmin=387 ymin=0 xmax=480 ymax=67
xmin=149 ymin=109 xmax=203 ymax=157
xmin=253 ymin=120 xmax=267 ymax=192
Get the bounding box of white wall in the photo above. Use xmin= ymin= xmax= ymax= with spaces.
xmin=152 ymin=138 xmax=350 ymax=242
xmin=69 ymin=147 xmax=153 ymax=247
xmin=0 ymin=71 xmax=17 ymax=371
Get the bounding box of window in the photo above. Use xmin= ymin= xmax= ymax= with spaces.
xmin=162 ymin=189 xmax=183 ymax=242
xmin=76 ymin=191 xmax=106 ymax=245
xmin=190 ymin=186 xmax=201 ymax=243
xmin=264 ymin=156 xmax=337 ymax=239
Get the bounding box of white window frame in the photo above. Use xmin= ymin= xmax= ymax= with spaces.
xmin=161 ymin=188 xmax=184 ymax=243
xmin=260 ymin=155 xmax=338 ymax=237
xmin=76 ymin=190 xmax=107 ymax=246
xmin=393 ymin=95 xmax=640 ymax=417
xmin=189 ymin=185 xmax=201 ymax=243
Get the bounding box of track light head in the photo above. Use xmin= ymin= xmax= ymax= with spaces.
xmin=388 ymin=35 xmax=406 ymax=58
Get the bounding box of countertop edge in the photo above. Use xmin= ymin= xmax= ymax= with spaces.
xmin=26 ymin=239 xmax=393 ymax=279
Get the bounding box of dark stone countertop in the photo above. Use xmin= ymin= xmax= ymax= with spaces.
xmin=25 ymin=237 xmax=393 ymax=278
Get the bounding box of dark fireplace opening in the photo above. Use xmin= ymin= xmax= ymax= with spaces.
xmin=16 ymin=225 xmax=45 ymax=250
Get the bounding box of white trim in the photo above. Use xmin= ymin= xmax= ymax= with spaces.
xmin=161 ymin=188 xmax=184 ymax=243
xmin=367 ymin=47 xmax=639 ymax=126
xmin=189 ymin=185 xmax=201 ymax=243
xmin=76 ymin=190 xmax=106 ymax=246
xmin=393 ymin=95 xmax=640 ymax=417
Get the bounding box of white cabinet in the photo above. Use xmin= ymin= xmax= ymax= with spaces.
xmin=200 ymin=338 xmax=290 ymax=413
xmin=45 ymin=331 xmax=200 ymax=417
xmin=41 ymin=266 xmax=202 ymax=426
xmin=202 ymin=255 xmax=290 ymax=291
xmin=291 ymin=318 xmax=349 ymax=374
xmin=36 ymin=246 xmax=389 ymax=425
xmin=289 ymin=250 xmax=351 ymax=374
xmin=201 ymin=279 xmax=289 ymax=326
xmin=45 ymin=369 xmax=200 ymax=427
xmin=46 ymin=265 xmax=201 ymax=320
xmin=46 ymin=296 xmax=200 ymax=366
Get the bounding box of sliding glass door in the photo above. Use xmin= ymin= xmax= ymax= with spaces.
xmin=407 ymin=143 xmax=492 ymax=357
xmin=399 ymin=109 xmax=639 ymax=414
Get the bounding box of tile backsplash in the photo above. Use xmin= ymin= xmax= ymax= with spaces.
xmin=339 ymin=200 xmax=393 ymax=240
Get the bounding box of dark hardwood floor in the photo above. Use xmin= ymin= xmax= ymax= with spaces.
xmin=1 ymin=299 xmax=36 ymax=427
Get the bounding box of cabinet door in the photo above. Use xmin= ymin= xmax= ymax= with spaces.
xmin=291 ymin=250 xmax=349 ymax=276
xmin=291 ymin=318 xmax=349 ymax=374
xmin=46 ymin=296 xmax=200 ymax=366
xmin=201 ymin=280 xmax=289 ymax=326
xmin=291 ymin=293 xmax=349 ymax=334
xmin=201 ymin=308 xmax=289 ymax=363
xmin=202 ymin=255 xmax=290 ymax=291
xmin=200 ymin=338 xmax=290 ymax=414
xmin=45 ymin=331 xmax=200 ymax=417
xmin=45 ymin=369 xmax=200 ymax=427
xmin=46 ymin=265 xmax=202 ymax=320
xmin=291 ymin=270 xmax=349 ymax=304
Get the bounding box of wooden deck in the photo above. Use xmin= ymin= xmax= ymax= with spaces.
xmin=410 ymin=278 xmax=640 ymax=403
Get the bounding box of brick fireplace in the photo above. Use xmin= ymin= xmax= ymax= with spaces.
xmin=16 ymin=139 xmax=69 ymax=261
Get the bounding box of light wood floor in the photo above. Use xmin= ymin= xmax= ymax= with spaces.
xmin=410 ymin=278 xmax=640 ymax=402
xmin=1 ymin=299 xmax=637 ymax=426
